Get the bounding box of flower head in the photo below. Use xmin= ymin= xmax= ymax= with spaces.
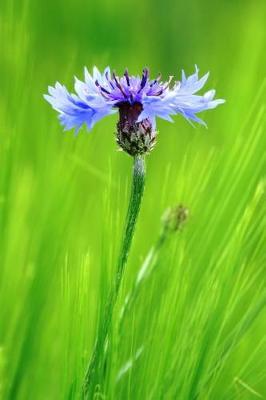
xmin=44 ymin=66 xmax=225 ymax=155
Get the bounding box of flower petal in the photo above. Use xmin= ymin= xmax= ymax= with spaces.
xmin=44 ymin=79 xmax=115 ymax=133
xmin=139 ymin=67 xmax=225 ymax=127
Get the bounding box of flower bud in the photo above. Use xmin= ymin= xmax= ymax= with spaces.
xmin=162 ymin=205 xmax=189 ymax=232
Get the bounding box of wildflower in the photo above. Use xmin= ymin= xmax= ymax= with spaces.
xmin=44 ymin=66 xmax=224 ymax=156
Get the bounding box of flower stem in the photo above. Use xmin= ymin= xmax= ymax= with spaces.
xmin=119 ymin=229 xmax=167 ymax=328
xmin=83 ymin=155 xmax=146 ymax=398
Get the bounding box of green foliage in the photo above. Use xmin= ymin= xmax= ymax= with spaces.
xmin=0 ymin=0 xmax=265 ymax=399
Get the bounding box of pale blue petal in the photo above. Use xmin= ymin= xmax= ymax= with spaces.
xmin=44 ymin=77 xmax=114 ymax=133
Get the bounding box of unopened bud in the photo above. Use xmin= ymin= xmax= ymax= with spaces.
xmin=162 ymin=205 xmax=189 ymax=232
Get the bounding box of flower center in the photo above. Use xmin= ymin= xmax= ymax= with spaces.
xmin=117 ymin=101 xmax=143 ymax=127
xmin=116 ymin=101 xmax=156 ymax=157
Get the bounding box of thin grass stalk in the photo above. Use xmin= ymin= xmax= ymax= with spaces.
xmin=119 ymin=204 xmax=189 ymax=328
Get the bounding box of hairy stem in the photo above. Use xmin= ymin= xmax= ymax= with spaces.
xmin=83 ymin=155 xmax=146 ymax=398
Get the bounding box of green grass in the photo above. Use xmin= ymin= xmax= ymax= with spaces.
xmin=0 ymin=0 xmax=265 ymax=398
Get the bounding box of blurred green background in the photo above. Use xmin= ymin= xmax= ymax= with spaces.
xmin=0 ymin=0 xmax=265 ymax=399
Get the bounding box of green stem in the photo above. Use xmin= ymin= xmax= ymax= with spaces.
xmin=119 ymin=228 xmax=167 ymax=327
xmin=83 ymin=155 xmax=146 ymax=398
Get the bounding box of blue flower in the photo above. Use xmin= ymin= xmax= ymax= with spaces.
xmin=44 ymin=66 xmax=225 ymax=155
